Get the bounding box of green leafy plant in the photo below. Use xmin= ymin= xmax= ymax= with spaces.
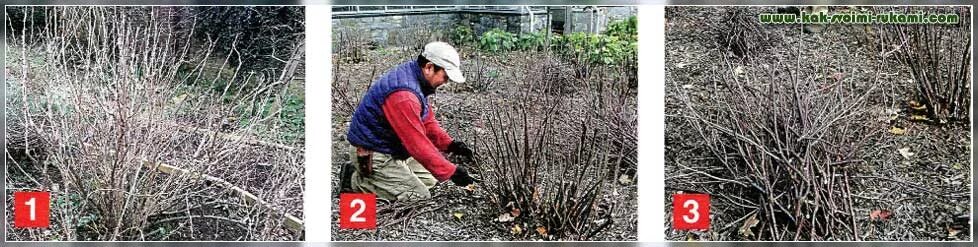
xmin=516 ymin=31 xmax=547 ymax=51
xmin=278 ymin=92 xmax=305 ymax=142
xmin=451 ymin=25 xmax=475 ymax=46
xmin=550 ymin=33 xmax=565 ymax=49
xmin=604 ymin=16 xmax=637 ymax=43
xmin=554 ymin=33 xmax=608 ymax=65
xmin=553 ymin=21 xmax=637 ymax=66
xmin=479 ymin=28 xmax=517 ymax=53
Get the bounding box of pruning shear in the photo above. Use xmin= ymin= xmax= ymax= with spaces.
xmin=355 ymin=146 xmax=373 ymax=176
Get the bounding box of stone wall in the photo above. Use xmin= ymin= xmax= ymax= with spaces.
xmin=332 ymin=12 xmax=457 ymax=51
xmin=458 ymin=11 xmax=549 ymax=36
xmin=567 ymin=6 xmax=637 ymax=34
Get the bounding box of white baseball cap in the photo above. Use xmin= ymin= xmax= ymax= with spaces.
xmin=421 ymin=42 xmax=465 ymax=83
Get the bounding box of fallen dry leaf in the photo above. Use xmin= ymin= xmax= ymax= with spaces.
xmin=910 ymin=114 xmax=930 ymax=122
xmin=465 ymin=184 xmax=476 ymax=192
xmin=511 ymin=207 xmax=521 ymax=218
xmin=453 ymin=211 xmax=464 ymax=220
xmin=738 ymin=212 xmax=759 ymax=238
xmin=172 ymin=93 xmax=188 ymax=104
xmin=536 ymin=226 xmax=548 ymax=236
xmin=878 ymin=107 xmax=900 ymax=122
xmin=952 ymin=163 xmax=963 ymax=170
xmin=618 ymin=174 xmax=633 ymax=185
xmin=948 ymin=226 xmax=961 ymax=238
xmin=908 ymin=100 xmax=927 ymax=111
xmin=511 ymin=224 xmax=523 ymax=235
xmin=532 ymin=188 xmax=541 ymax=205
xmin=497 ymin=213 xmax=515 ymax=222
xmin=870 ymin=209 xmax=893 ymax=221
xmin=897 ymin=148 xmax=914 ymax=160
xmin=889 ymin=126 xmax=907 ymax=135
xmin=879 ymin=210 xmax=893 ymax=220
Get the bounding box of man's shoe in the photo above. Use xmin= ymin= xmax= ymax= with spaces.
xmin=339 ymin=161 xmax=355 ymax=193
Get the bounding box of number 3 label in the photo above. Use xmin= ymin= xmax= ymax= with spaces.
xmin=339 ymin=193 xmax=376 ymax=229
xmin=13 ymin=191 xmax=50 ymax=228
xmin=673 ymin=193 xmax=709 ymax=230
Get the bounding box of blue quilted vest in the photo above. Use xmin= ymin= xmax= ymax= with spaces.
xmin=347 ymin=60 xmax=432 ymax=156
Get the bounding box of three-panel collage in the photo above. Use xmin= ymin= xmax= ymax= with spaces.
xmin=2 ymin=3 xmax=973 ymax=244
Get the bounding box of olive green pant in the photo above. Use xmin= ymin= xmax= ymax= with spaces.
xmin=348 ymin=146 xmax=437 ymax=202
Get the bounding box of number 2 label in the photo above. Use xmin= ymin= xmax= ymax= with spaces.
xmin=13 ymin=191 xmax=50 ymax=228
xmin=673 ymin=193 xmax=709 ymax=230
xmin=349 ymin=198 xmax=366 ymax=222
xmin=339 ymin=193 xmax=376 ymax=229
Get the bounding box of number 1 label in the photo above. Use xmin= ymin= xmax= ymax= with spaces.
xmin=13 ymin=191 xmax=50 ymax=228
xmin=339 ymin=193 xmax=376 ymax=229
xmin=673 ymin=193 xmax=709 ymax=230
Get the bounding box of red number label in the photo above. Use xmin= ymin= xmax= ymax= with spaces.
xmin=13 ymin=191 xmax=50 ymax=228
xmin=673 ymin=193 xmax=709 ymax=230
xmin=339 ymin=193 xmax=376 ymax=229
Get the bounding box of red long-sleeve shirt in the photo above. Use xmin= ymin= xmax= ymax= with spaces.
xmin=382 ymin=90 xmax=456 ymax=181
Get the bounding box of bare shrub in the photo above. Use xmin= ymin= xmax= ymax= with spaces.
xmin=887 ymin=14 xmax=971 ymax=124
xmin=381 ymin=24 xmax=442 ymax=52
xmin=6 ymin=6 xmax=303 ymax=241
xmin=717 ymin=8 xmax=774 ymax=57
xmin=594 ymin=61 xmax=638 ymax=178
xmin=476 ymin=57 xmax=628 ymax=240
xmin=403 ymin=26 xmax=443 ymax=51
xmin=334 ymin=28 xmax=372 ymax=63
xmin=330 ymin=60 xmax=365 ymax=118
xmin=674 ymin=56 xmax=880 ymax=240
xmin=460 ymin=51 xmax=498 ymax=92
xmin=190 ymin=6 xmax=304 ymax=72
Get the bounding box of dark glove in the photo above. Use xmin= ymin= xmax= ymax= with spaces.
xmin=450 ymin=166 xmax=477 ymax=186
xmin=447 ymin=140 xmax=474 ymax=161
